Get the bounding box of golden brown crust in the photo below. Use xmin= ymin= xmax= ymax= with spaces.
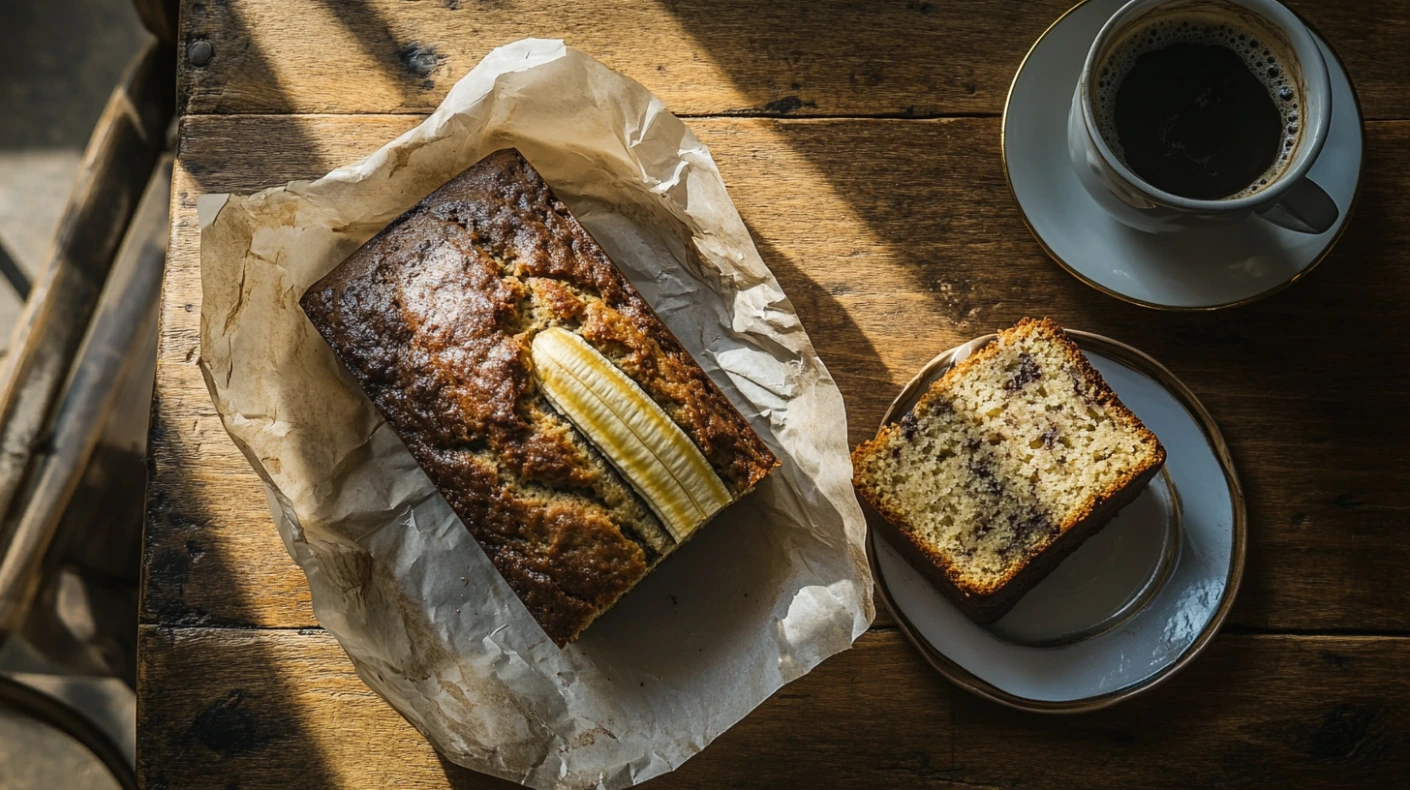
xmin=300 ymin=149 xmax=778 ymax=646
xmin=852 ymin=318 xmax=1165 ymax=623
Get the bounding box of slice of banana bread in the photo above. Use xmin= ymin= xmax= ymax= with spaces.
xmin=852 ymin=319 xmax=1165 ymax=623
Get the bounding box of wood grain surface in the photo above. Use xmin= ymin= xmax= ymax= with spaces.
xmin=138 ymin=627 xmax=1410 ymax=788
xmin=144 ymin=0 xmax=1410 ymax=786
xmin=175 ymin=0 xmax=1410 ymax=119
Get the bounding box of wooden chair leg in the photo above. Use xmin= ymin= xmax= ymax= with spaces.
xmin=0 ymin=39 xmax=174 ymax=638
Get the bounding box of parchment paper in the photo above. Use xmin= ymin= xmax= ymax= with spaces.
xmin=197 ymin=39 xmax=873 ymax=790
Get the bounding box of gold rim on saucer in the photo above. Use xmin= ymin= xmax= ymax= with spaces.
xmin=999 ymin=0 xmax=1366 ymax=312
xmin=867 ymin=330 xmax=1247 ymax=713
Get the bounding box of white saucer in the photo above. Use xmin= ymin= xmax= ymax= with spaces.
xmin=868 ymin=331 xmax=1246 ymax=711
xmin=1002 ymin=0 xmax=1364 ymax=310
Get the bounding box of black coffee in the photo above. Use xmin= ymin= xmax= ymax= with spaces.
xmin=1094 ymin=18 xmax=1301 ymax=200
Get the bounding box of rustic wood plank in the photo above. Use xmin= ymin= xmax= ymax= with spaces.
xmin=951 ymin=633 xmax=1410 ymax=788
xmin=176 ymin=0 xmax=1410 ymax=120
xmin=136 ymin=626 xmax=958 ymax=789
xmin=144 ymin=184 xmax=311 ymax=627
xmin=177 ymin=0 xmax=1068 ymax=117
xmin=137 ymin=627 xmax=1410 ymax=788
xmin=149 ymin=115 xmax=1410 ymax=635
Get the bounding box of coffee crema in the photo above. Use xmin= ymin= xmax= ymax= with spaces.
xmin=1093 ymin=16 xmax=1302 ymax=200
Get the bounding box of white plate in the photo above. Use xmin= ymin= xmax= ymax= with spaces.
xmin=868 ymin=331 xmax=1246 ymax=711
xmin=1002 ymin=0 xmax=1364 ymax=310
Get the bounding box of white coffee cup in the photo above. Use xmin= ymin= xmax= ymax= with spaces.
xmin=1067 ymin=0 xmax=1337 ymax=234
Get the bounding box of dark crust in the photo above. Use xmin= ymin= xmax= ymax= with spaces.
xmin=852 ymin=318 xmax=1167 ymax=624
xmin=300 ymin=149 xmax=778 ymax=646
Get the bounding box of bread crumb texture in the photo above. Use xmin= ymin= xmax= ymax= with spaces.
xmin=853 ymin=319 xmax=1164 ymax=597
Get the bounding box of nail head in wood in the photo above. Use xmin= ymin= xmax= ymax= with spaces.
xmin=188 ymin=40 xmax=213 ymax=67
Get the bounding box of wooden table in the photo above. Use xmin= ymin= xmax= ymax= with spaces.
xmin=140 ymin=1 xmax=1410 ymax=786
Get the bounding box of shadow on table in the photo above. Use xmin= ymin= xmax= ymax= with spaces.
xmin=140 ymin=6 xmax=348 ymax=789
xmin=139 ymin=430 xmax=337 ymax=787
xmin=153 ymin=0 xmax=1410 ymax=787
xmin=747 ymin=224 xmax=893 ymax=446
xmin=325 ymin=0 xmax=458 ymax=108
xmin=649 ymin=0 xmax=1410 ymax=634
xmin=159 ymin=1 xmax=899 ymax=783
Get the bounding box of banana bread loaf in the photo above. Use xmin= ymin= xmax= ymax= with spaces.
xmin=300 ymin=149 xmax=778 ymax=646
xmin=852 ymin=319 xmax=1164 ymax=623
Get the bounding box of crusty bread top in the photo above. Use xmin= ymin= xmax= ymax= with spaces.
xmin=852 ymin=318 xmax=1165 ymax=601
xmin=300 ymin=149 xmax=777 ymax=645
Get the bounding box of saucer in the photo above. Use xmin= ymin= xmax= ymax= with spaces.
xmin=1002 ymin=0 xmax=1364 ymax=310
xmin=868 ymin=331 xmax=1246 ymax=711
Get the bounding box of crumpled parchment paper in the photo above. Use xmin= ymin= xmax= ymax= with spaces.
xmin=197 ymin=39 xmax=873 ymax=790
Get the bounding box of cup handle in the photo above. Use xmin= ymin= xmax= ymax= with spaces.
xmin=1256 ymin=177 xmax=1339 ymax=234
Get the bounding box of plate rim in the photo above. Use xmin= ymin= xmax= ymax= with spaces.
xmin=999 ymin=0 xmax=1367 ymax=312
xmin=867 ymin=329 xmax=1248 ymax=713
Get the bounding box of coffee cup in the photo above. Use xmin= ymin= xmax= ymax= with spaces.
xmin=1067 ymin=0 xmax=1337 ymax=234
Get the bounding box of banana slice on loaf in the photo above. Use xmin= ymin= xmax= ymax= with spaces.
xmin=531 ymin=327 xmax=732 ymax=542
